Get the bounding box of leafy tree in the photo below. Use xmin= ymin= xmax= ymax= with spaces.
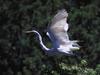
xmin=0 ymin=0 xmax=100 ymax=75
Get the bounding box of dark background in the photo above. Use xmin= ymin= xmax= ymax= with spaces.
xmin=0 ymin=0 xmax=100 ymax=75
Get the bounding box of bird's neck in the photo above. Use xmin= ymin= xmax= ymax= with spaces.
xmin=30 ymin=30 xmax=51 ymax=51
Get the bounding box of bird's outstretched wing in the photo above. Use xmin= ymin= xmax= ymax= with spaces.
xmin=47 ymin=9 xmax=70 ymax=47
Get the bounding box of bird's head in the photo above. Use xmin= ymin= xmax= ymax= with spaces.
xmin=25 ymin=30 xmax=37 ymax=33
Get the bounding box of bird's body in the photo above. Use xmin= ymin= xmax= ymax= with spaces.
xmin=26 ymin=9 xmax=80 ymax=56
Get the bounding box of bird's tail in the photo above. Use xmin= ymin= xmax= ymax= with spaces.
xmin=70 ymin=40 xmax=80 ymax=50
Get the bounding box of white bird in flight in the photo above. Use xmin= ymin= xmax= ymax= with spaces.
xmin=25 ymin=9 xmax=80 ymax=56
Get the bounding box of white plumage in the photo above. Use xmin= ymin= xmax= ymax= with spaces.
xmin=26 ymin=9 xmax=80 ymax=55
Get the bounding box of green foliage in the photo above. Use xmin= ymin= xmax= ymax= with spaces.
xmin=0 ymin=0 xmax=100 ymax=75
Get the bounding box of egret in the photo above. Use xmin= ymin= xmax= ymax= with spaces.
xmin=26 ymin=9 xmax=80 ymax=56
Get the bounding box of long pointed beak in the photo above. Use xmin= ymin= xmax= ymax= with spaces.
xmin=25 ymin=31 xmax=34 ymax=33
